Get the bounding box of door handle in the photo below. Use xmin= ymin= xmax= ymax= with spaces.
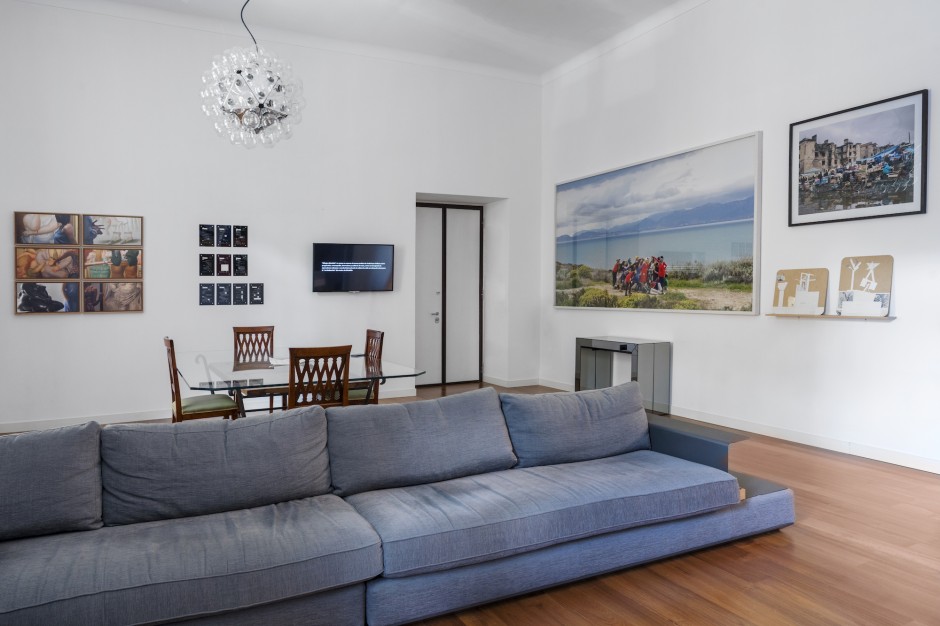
xmin=430 ymin=312 xmax=439 ymax=315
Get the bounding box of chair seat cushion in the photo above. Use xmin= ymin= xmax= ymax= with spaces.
xmin=179 ymin=393 xmax=238 ymax=414
xmin=0 ymin=495 xmax=382 ymax=625
xmin=345 ymin=450 xmax=740 ymax=578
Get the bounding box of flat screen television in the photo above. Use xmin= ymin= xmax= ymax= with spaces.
xmin=312 ymin=243 xmax=394 ymax=292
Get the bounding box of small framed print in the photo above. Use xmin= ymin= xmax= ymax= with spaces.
xmin=83 ymin=215 xmax=143 ymax=246
xmin=15 ymin=212 xmax=80 ymax=245
xmin=199 ymin=254 xmax=215 ymax=276
xmin=16 ymin=281 xmax=81 ymax=313
xmin=217 ymin=283 xmax=232 ymax=305
xmin=233 ymin=225 xmax=248 ymax=247
xmin=216 ymin=225 xmax=232 ymax=247
xmin=249 ymin=283 xmax=264 ymax=304
xmin=233 ymin=283 xmax=248 ymax=305
xmin=199 ymin=283 xmax=215 ymax=305
xmin=84 ymin=249 xmax=142 ymax=280
xmin=233 ymin=254 xmax=248 ymax=276
xmin=216 ymin=254 xmax=232 ymax=276
xmin=16 ymin=247 xmax=81 ymax=279
xmin=101 ymin=282 xmax=143 ymax=312
xmin=199 ymin=224 xmax=215 ymax=247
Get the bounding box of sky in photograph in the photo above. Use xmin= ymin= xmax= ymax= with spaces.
xmin=799 ymin=104 xmax=915 ymax=147
xmin=555 ymin=135 xmax=756 ymax=238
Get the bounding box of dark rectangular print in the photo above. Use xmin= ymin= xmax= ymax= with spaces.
xmin=217 ymin=283 xmax=232 ymax=305
xmin=216 ymin=254 xmax=231 ymax=276
xmin=249 ymin=283 xmax=264 ymax=304
xmin=199 ymin=254 xmax=215 ymax=276
xmin=234 ymin=254 xmax=248 ymax=276
xmin=233 ymin=225 xmax=248 ymax=247
xmin=216 ymin=225 xmax=232 ymax=247
xmin=199 ymin=283 xmax=215 ymax=305
xmin=233 ymin=283 xmax=248 ymax=305
xmin=199 ymin=224 xmax=215 ymax=246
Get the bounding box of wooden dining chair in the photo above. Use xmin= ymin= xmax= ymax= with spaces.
xmin=164 ymin=337 xmax=240 ymax=423
xmin=348 ymin=329 xmax=384 ymax=405
xmin=233 ymin=325 xmax=288 ymax=413
xmin=287 ymin=345 xmax=352 ymax=409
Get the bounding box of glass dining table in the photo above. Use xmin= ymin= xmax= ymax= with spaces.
xmin=175 ymin=349 xmax=425 ymax=411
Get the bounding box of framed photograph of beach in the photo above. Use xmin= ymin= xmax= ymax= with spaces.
xmin=554 ymin=132 xmax=762 ymax=313
xmin=789 ymin=90 xmax=927 ymax=226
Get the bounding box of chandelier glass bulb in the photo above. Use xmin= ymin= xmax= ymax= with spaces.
xmin=201 ymin=45 xmax=305 ymax=148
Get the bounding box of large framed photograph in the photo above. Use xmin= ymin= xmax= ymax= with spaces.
xmin=555 ymin=133 xmax=761 ymax=313
xmin=789 ymin=90 xmax=927 ymax=226
xmin=14 ymin=213 xmax=79 ymax=245
xmin=16 ymin=282 xmax=81 ymax=313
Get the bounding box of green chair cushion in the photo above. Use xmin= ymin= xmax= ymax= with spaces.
xmin=348 ymin=387 xmax=371 ymax=401
xmin=179 ymin=393 xmax=238 ymax=415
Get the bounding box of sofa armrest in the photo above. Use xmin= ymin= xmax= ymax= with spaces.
xmin=647 ymin=414 xmax=747 ymax=471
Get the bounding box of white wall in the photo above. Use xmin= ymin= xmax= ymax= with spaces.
xmin=0 ymin=1 xmax=542 ymax=430
xmin=540 ymin=0 xmax=940 ymax=473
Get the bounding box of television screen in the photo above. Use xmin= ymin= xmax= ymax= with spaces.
xmin=312 ymin=243 xmax=394 ymax=292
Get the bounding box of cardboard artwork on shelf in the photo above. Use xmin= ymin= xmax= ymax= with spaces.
xmin=772 ymin=268 xmax=828 ymax=315
xmin=837 ymin=255 xmax=893 ymax=317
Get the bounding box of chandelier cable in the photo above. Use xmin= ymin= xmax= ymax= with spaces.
xmin=239 ymin=0 xmax=258 ymax=50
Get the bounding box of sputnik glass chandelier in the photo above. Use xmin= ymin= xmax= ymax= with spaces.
xmin=201 ymin=0 xmax=305 ymax=148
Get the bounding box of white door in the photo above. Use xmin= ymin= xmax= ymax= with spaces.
xmin=415 ymin=207 xmax=443 ymax=384
xmin=415 ymin=205 xmax=481 ymax=385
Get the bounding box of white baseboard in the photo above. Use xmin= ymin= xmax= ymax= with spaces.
xmin=538 ymin=378 xmax=574 ymax=392
xmin=672 ymin=405 xmax=940 ymax=476
xmin=1 ymin=409 xmax=169 ymax=434
xmin=482 ymin=375 xmax=543 ymax=388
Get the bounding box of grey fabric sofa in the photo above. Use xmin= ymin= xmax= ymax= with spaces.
xmin=0 ymin=382 xmax=794 ymax=625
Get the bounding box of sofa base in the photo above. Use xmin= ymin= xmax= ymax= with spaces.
xmin=175 ymin=584 xmax=365 ymax=626
xmin=365 ymin=487 xmax=795 ymax=626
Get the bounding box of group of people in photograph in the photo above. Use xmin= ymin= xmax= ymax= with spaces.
xmin=611 ymin=256 xmax=668 ymax=295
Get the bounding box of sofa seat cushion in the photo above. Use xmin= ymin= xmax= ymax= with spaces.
xmin=345 ymin=450 xmax=740 ymax=578
xmin=0 ymin=495 xmax=381 ymax=626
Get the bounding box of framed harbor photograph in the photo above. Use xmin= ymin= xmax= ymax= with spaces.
xmin=789 ymin=90 xmax=927 ymax=226
xmin=554 ymin=133 xmax=761 ymax=313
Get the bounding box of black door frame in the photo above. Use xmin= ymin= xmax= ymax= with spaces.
xmin=416 ymin=202 xmax=483 ymax=385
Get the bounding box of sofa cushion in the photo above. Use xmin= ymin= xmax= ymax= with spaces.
xmin=327 ymin=387 xmax=517 ymax=497
xmin=0 ymin=422 xmax=102 ymax=541
xmin=500 ymin=382 xmax=650 ymax=467
xmin=100 ymin=406 xmax=330 ymax=525
xmin=345 ymin=450 xmax=740 ymax=577
xmin=0 ymin=494 xmax=381 ymax=625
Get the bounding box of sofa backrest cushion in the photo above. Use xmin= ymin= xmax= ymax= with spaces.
xmin=327 ymin=387 xmax=517 ymax=496
xmin=0 ymin=421 xmax=103 ymax=541
xmin=500 ymin=382 xmax=650 ymax=468
xmin=100 ymin=406 xmax=330 ymax=525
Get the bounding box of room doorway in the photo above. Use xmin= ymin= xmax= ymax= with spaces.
xmin=415 ymin=203 xmax=483 ymax=386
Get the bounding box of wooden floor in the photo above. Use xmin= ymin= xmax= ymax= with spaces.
xmin=399 ymin=383 xmax=940 ymax=626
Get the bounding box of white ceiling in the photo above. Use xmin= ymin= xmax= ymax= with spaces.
xmin=102 ymin=0 xmax=699 ymax=76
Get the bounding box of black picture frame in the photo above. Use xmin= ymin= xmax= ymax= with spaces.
xmin=216 ymin=283 xmax=232 ymax=305
xmin=789 ymin=89 xmax=927 ymax=226
xmin=216 ymin=254 xmax=231 ymax=277
xmin=199 ymin=283 xmax=215 ymax=305
xmin=249 ymin=283 xmax=264 ymax=304
xmin=216 ymin=224 xmax=232 ymax=247
xmin=199 ymin=224 xmax=215 ymax=247
xmin=233 ymin=283 xmax=248 ymax=305
xmin=199 ymin=254 xmax=215 ymax=276
xmin=233 ymin=254 xmax=248 ymax=276
xmin=233 ymin=225 xmax=248 ymax=247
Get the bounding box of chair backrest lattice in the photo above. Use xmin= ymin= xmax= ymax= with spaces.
xmin=288 ymin=345 xmax=351 ymax=408
xmin=233 ymin=326 xmax=275 ymax=364
xmin=365 ymin=329 xmax=384 ymax=362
